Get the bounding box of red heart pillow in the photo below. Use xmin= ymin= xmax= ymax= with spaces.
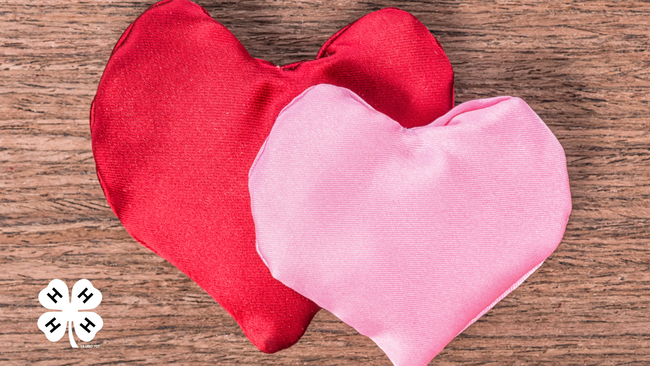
xmin=91 ymin=0 xmax=454 ymax=353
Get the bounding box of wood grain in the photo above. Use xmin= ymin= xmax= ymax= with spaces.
xmin=2 ymin=0 xmax=650 ymax=364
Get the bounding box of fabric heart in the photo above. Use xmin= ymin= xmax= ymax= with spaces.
xmin=250 ymin=84 xmax=572 ymax=365
xmin=91 ymin=0 xmax=454 ymax=353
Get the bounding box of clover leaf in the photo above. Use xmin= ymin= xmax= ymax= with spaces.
xmin=37 ymin=279 xmax=103 ymax=348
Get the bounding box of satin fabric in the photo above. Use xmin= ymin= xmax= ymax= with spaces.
xmin=91 ymin=0 xmax=454 ymax=353
xmin=250 ymin=84 xmax=572 ymax=365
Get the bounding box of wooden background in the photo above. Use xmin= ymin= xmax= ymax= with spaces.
xmin=2 ymin=0 xmax=650 ymax=364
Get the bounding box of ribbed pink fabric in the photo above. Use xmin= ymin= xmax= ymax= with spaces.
xmin=249 ymin=84 xmax=572 ymax=366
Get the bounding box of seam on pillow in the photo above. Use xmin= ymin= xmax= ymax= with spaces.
xmin=112 ymin=0 xmax=177 ymax=55
xmin=457 ymin=260 xmax=545 ymax=336
xmin=90 ymin=101 xmax=160 ymax=256
xmin=316 ymin=7 xmax=403 ymax=59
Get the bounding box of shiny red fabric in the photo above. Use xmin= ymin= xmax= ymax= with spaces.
xmin=91 ymin=0 xmax=454 ymax=353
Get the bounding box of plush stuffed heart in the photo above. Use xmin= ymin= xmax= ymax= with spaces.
xmin=249 ymin=84 xmax=572 ymax=365
xmin=91 ymin=0 xmax=454 ymax=353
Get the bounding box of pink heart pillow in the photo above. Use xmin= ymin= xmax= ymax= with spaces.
xmin=249 ymin=84 xmax=572 ymax=365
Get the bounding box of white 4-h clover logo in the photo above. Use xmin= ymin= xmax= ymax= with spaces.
xmin=37 ymin=279 xmax=103 ymax=348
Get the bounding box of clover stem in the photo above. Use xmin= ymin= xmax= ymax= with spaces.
xmin=68 ymin=321 xmax=78 ymax=348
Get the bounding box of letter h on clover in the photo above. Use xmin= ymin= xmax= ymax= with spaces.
xmin=38 ymin=279 xmax=103 ymax=348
